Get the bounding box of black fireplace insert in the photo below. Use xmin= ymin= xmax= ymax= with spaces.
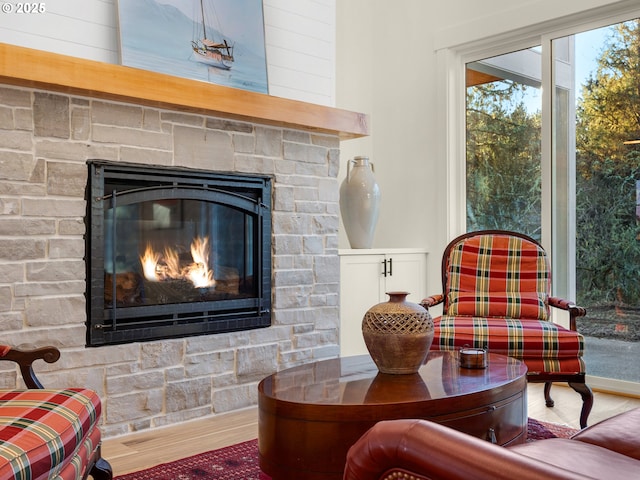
xmin=86 ymin=161 xmax=272 ymax=346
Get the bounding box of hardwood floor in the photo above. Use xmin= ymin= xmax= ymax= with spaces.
xmin=102 ymin=407 xmax=258 ymax=476
xmin=527 ymin=382 xmax=640 ymax=428
xmin=102 ymin=383 xmax=640 ymax=476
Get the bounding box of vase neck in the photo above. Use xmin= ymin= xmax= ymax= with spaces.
xmin=352 ymin=156 xmax=370 ymax=167
xmin=386 ymin=291 xmax=409 ymax=302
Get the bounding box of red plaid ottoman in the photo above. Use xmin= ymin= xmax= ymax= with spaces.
xmin=0 ymin=388 xmax=103 ymax=480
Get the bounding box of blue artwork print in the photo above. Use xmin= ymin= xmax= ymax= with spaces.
xmin=117 ymin=0 xmax=269 ymax=94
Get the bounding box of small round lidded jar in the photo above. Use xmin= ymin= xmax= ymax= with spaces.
xmin=459 ymin=346 xmax=488 ymax=369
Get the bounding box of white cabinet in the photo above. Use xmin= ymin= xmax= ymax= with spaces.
xmin=339 ymin=248 xmax=428 ymax=357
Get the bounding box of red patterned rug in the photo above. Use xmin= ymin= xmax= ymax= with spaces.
xmin=526 ymin=417 xmax=578 ymax=442
xmin=114 ymin=439 xmax=269 ymax=480
xmin=114 ymin=418 xmax=578 ymax=480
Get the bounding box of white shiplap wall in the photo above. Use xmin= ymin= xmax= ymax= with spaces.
xmin=0 ymin=0 xmax=119 ymax=63
xmin=263 ymin=0 xmax=335 ymax=106
xmin=0 ymin=0 xmax=335 ymax=106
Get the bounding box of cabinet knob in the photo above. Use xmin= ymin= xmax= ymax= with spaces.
xmin=487 ymin=427 xmax=497 ymax=444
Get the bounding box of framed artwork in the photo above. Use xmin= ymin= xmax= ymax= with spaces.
xmin=117 ymin=0 xmax=268 ymax=94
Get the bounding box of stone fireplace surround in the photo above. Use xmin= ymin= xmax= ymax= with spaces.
xmin=0 ymin=81 xmax=349 ymax=438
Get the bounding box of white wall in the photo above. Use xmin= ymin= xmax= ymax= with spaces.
xmin=336 ymin=0 xmax=437 ymax=253
xmin=335 ymin=0 xmax=635 ymax=296
xmin=0 ymin=0 xmax=336 ymax=106
xmin=0 ymin=0 xmax=119 ymax=62
xmin=264 ymin=0 xmax=335 ymax=105
xmin=430 ymin=0 xmax=632 ymax=50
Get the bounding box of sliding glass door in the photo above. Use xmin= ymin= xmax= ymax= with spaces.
xmin=562 ymin=21 xmax=640 ymax=384
xmin=464 ymin=19 xmax=640 ymax=388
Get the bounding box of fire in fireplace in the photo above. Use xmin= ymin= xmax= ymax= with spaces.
xmin=86 ymin=161 xmax=272 ymax=346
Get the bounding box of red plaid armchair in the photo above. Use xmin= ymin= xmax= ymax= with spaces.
xmin=422 ymin=230 xmax=593 ymax=428
xmin=0 ymin=345 xmax=112 ymax=480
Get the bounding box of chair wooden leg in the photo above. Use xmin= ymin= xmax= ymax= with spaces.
xmin=543 ymin=381 xmax=554 ymax=407
xmin=569 ymin=381 xmax=594 ymax=429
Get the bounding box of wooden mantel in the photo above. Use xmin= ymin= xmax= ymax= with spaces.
xmin=0 ymin=43 xmax=369 ymax=139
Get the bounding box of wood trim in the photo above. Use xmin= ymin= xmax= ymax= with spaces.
xmin=0 ymin=43 xmax=369 ymax=139
xmin=466 ymin=67 xmax=502 ymax=87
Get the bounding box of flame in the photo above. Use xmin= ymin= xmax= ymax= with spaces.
xmin=188 ymin=237 xmax=215 ymax=288
xmin=163 ymin=247 xmax=181 ymax=278
xmin=140 ymin=245 xmax=162 ymax=281
xmin=139 ymin=236 xmax=216 ymax=288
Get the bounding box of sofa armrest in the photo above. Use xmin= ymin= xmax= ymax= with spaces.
xmin=571 ymin=408 xmax=640 ymax=460
xmin=0 ymin=345 xmax=61 ymax=389
xmin=344 ymin=419 xmax=585 ymax=480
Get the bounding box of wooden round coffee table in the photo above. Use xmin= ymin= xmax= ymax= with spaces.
xmin=258 ymin=351 xmax=527 ymax=480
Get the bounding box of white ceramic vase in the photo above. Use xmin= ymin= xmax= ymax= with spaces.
xmin=339 ymin=156 xmax=381 ymax=249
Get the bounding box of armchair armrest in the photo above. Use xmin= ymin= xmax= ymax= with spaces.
xmin=548 ymin=297 xmax=586 ymax=331
xmin=0 ymin=345 xmax=61 ymax=389
xmin=420 ymin=294 xmax=444 ymax=309
xmin=344 ymin=419 xmax=584 ymax=480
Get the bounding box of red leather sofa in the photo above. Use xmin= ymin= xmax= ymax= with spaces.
xmin=344 ymin=408 xmax=640 ymax=479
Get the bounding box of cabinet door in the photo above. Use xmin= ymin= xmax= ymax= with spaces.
xmin=383 ymin=253 xmax=428 ymax=304
xmin=340 ymin=254 xmax=385 ymax=356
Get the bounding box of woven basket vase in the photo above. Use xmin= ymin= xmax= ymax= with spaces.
xmin=362 ymin=291 xmax=434 ymax=374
